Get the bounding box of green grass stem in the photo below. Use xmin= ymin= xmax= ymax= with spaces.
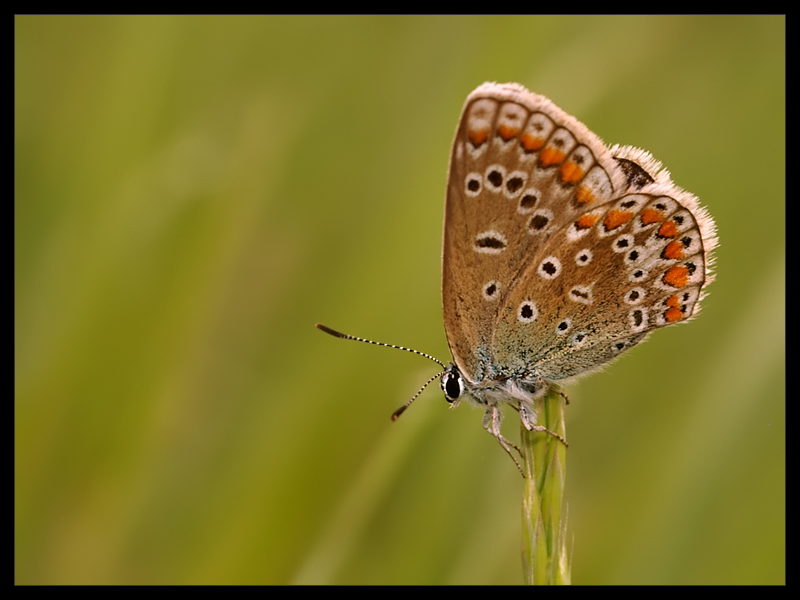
xmin=521 ymin=389 xmax=570 ymax=585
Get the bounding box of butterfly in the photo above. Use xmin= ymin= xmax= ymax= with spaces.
xmin=319 ymin=82 xmax=716 ymax=475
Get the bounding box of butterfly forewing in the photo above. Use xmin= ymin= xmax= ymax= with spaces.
xmin=443 ymin=83 xmax=626 ymax=382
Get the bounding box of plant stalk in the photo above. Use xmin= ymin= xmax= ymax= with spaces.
xmin=521 ymin=388 xmax=570 ymax=585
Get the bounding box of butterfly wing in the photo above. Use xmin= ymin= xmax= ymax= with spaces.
xmin=442 ymin=83 xmax=716 ymax=385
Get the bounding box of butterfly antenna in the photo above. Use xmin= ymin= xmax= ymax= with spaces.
xmin=316 ymin=323 xmax=448 ymax=422
xmin=391 ymin=370 xmax=446 ymax=421
xmin=315 ymin=323 xmax=446 ymax=368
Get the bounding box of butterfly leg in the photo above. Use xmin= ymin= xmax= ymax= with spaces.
xmin=555 ymin=388 xmax=570 ymax=405
xmin=482 ymin=405 xmax=525 ymax=476
xmin=519 ymin=402 xmax=569 ymax=448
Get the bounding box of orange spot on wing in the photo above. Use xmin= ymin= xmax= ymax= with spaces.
xmin=497 ymin=124 xmax=520 ymax=141
xmin=662 ymin=240 xmax=685 ymax=260
xmin=665 ymin=294 xmax=680 ymax=308
xmin=576 ymin=213 xmax=600 ymax=229
xmin=658 ymin=220 xmax=679 ymax=238
xmin=520 ymin=132 xmax=545 ymax=152
xmin=603 ymin=209 xmax=634 ymax=231
xmin=560 ymin=161 xmax=584 ymax=183
xmin=540 ymin=146 xmax=566 ymax=166
xmin=468 ymin=128 xmax=489 ymax=147
xmin=575 ymin=186 xmax=596 ymax=205
xmin=663 ymin=265 xmax=689 ymax=288
xmin=640 ymin=208 xmax=665 ymax=225
xmin=664 ymin=306 xmax=684 ymax=322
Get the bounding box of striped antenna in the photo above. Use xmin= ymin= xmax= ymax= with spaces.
xmin=315 ymin=323 xmax=447 ymax=420
xmin=315 ymin=323 xmax=446 ymax=368
xmin=390 ymin=370 xmax=446 ymax=421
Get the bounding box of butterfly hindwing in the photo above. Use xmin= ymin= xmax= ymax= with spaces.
xmin=494 ymin=188 xmax=710 ymax=381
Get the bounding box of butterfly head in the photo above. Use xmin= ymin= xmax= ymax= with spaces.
xmin=440 ymin=363 xmax=465 ymax=404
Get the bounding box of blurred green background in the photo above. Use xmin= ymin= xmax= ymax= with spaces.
xmin=15 ymin=16 xmax=784 ymax=584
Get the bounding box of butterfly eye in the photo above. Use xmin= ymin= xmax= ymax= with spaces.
xmin=441 ymin=368 xmax=464 ymax=402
